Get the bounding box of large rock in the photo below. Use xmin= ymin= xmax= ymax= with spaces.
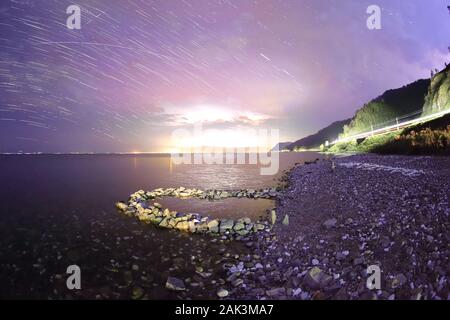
xmin=270 ymin=210 xmax=277 ymax=225
xmin=219 ymin=220 xmax=234 ymax=233
xmin=207 ymin=219 xmax=219 ymax=229
xmin=303 ymin=267 xmax=332 ymax=290
xmin=175 ymin=221 xmax=190 ymax=232
xmin=115 ymin=202 xmax=128 ymax=211
xmin=220 ymin=191 xmax=230 ymax=198
xmin=165 ymin=277 xmax=186 ymax=291
xmin=236 ymin=229 xmax=249 ymax=236
xmin=233 ymin=222 xmax=245 ymax=231
xmin=205 ymin=219 xmax=218 ymax=233
xmin=159 ymin=217 xmax=170 ymax=228
xmin=153 ymin=202 xmax=162 ymax=209
xmin=188 ymin=221 xmax=198 ymax=233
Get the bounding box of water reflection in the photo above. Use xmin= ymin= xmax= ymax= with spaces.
xmin=0 ymin=152 xmax=323 ymax=299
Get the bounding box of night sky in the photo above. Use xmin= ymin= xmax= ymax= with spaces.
xmin=0 ymin=0 xmax=449 ymax=153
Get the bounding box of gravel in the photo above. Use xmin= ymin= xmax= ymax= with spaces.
xmin=232 ymin=154 xmax=449 ymax=300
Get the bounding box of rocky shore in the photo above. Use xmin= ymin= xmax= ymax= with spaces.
xmin=110 ymin=154 xmax=448 ymax=300
xmin=116 ymin=187 xmax=281 ymax=238
xmin=228 ymin=154 xmax=449 ymax=300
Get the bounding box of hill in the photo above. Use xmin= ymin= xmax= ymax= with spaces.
xmin=271 ymin=142 xmax=292 ymax=151
xmin=340 ymin=79 xmax=430 ymax=138
xmin=287 ymin=119 xmax=351 ymax=150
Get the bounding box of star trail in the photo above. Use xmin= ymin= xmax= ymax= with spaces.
xmin=0 ymin=0 xmax=449 ymax=152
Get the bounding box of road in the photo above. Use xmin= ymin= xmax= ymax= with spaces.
xmin=332 ymin=108 xmax=450 ymax=145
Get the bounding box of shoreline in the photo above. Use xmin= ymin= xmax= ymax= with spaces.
xmin=230 ymin=153 xmax=449 ymax=300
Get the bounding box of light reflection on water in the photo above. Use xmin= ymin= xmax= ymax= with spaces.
xmin=158 ymin=197 xmax=275 ymax=220
xmin=0 ymin=152 xmax=324 ymax=299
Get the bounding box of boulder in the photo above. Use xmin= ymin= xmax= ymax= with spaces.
xmin=233 ymin=222 xmax=245 ymax=231
xmin=188 ymin=221 xmax=197 ymax=233
xmin=207 ymin=219 xmax=219 ymax=229
xmin=219 ymin=220 xmax=234 ymax=233
xmin=175 ymin=221 xmax=190 ymax=232
xmin=209 ymin=226 xmax=219 ymax=233
xmin=115 ymin=202 xmax=128 ymax=211
xmin=270 ymin=210 xmax=277 ymax=225
xmin=236 ymin=229 xmax=249 ymax=236
xmin=159 ymin=217 xmax=170 ymax=228
xmin=220 ymin=191 xmax=229 ymax=198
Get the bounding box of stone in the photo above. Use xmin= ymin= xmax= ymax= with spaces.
xmin=231 ymin=278 xmax=243 ymax=287
xmin=270 ymin=210 xmax=277 ymax=225
xmin=323 ymin=218 xmax=337 ymax=229
xmin=207 ymin=219 xmax=219 ymax=229
xmin=390 ymin=273 xmax=407 ymax=289
xmin=254 ymin=223 xmax=265 ymax=231
xmin=123 ymin=271 xmax=133 ymax=285
xmin=303 ymin=267 xmax=332 ymax=290
xmin=236 ymin=229 xmax=249 ymax=236
xmin=217 ymin=288 xmax=229 ymax=298
xmin=233 ymin=222 xmax=245 ymax=231
xmin=115 ymin=202 xmax=128 ymax=211
xmin=336 ymin=252 xmax=346 ymax=261
xmin=209 ymin=226 xmax=219 ymax=233
xmin=131 ymin=286 xmax=144 ymax=299
xmin=159 ymin=217 xmax=170 ymax=228
xmin=188 ymin=221 xmax=198 ymax=233
xmin=165 ymin=277 xmax=186 ymax=291
xmin=175 ymin=221 xmax=190 ymax=232
xmin=219 ymin=220 xmax=234 ymax=233
xmin=266 ymin=287 xmax=286 ymax=297
xmin=282 ymin=214 xmax=289 ymax=226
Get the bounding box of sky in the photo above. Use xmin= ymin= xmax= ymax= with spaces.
xmin=0 ymin=0 xmax=449 ymax=153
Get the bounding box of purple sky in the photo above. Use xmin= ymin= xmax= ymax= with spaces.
xmin=0 ymin=0 xmax=449 ymax=152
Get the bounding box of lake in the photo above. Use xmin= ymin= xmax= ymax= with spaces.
xmin=0 ymin=152 xmax=323 ymax=299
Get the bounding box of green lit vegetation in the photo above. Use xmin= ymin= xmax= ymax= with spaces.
xmin=327 ymin=113 xmax=450 ymax=155
xmin=341 ymin=79 xmax=430 ymax=138
xmin=423 ymin=64 xmax=450 ymax=115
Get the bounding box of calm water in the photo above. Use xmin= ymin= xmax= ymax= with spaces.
xmin=0 ymin=152 xmax=323 ymax=299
